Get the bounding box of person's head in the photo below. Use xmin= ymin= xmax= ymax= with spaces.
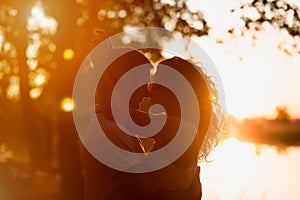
xmin=149 ymin=56 xmax=223 ymax=163
xmin=95 ymin=49 xmax=223 ymax=161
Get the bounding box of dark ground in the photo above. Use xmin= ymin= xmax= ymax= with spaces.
xmin=0 ymin=161 xmax=60 ymax=200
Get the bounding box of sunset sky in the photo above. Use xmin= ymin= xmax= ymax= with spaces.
xmin=188 ymin=0 xmax=300 ymax=119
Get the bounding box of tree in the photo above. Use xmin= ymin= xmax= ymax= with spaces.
xmin=230 ymin=0 xmax=300 ymax=55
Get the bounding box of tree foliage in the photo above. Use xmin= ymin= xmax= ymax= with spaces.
xmin=91 ymin=0 xmax=208 ymax=36
xmin=1 ymin=0 xmax=300 ymax=101
xmin=231 ymin=0 xmax=300 ymax=54
xmin=0 ymin=0 xmax=210 ymax=101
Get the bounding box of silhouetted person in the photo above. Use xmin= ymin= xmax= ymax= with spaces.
xmin=83 ymin=49 xmax=218 ymax=200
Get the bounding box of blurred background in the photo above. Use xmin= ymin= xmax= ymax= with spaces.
xmin=0 ymin=0 xmax=300 ymax=199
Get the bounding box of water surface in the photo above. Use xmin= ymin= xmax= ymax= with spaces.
xmin=200 ymin=138 xmax=300 ymax=200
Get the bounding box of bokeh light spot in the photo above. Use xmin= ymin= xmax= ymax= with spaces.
xmin=60 ymin=97 xmax=74 ymax=112
xmin=63 ymin=48 xmax=75 ymax=60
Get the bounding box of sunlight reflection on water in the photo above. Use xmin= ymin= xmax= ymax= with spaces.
xmin=200 ymin=138 xmax=300 ymax=200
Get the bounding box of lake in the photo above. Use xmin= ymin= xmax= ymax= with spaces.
xmin=200 ymin=138 xmax=300 ymax=200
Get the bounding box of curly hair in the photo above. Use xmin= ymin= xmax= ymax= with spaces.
xmin=155 ymin=55 xmax=226 ymax=163
xmin=193 ymin=60 xmax=226 ymax=162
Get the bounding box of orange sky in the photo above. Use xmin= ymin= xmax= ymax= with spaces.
xmin=196 ymin=32 xmax=300 ymax=119
xmin=185 ymin=0 xmax=300 ymax=119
